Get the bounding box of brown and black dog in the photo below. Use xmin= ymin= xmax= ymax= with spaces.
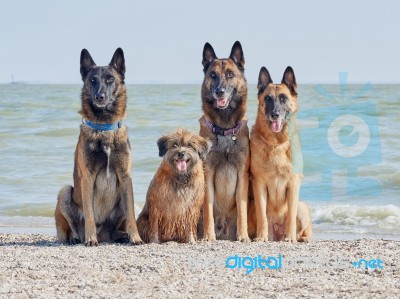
xmin=250 ymin=66 xmax=312 ymax=242
xmin=199 ymin=41 xmax=250 ymax=242
xmin=55 ymin=48 xmax=142 ymax=246
xmin=137 ymin=129 xmax=211 ymax=243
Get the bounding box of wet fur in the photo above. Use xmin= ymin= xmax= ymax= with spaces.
xmin=137 ymin=129 xmax=211 ymax=243
xmin=54 ymin=48 xmax=142 ymax=246
xmin=250 ymin=66 xmax=312 ymax=242
xmin=199 ymin=41 xmax=250 ymax=242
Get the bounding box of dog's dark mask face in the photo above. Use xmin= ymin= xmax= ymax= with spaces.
xmin=80 ymin=48 xmax=126 ymax=115
xmin=202 ymin=41 xmax=246 ymax=110
xmin=157 ymin=129 xmax=211 ymax=176
xmin=86 ymin=68 xmax=118 ymax=110
xmin=257 ymin=66 xmax=298 ymax=133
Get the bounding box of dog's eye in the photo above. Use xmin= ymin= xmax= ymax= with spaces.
xmin=187 ymin=143 xmax=193 ymax=149
xmin=173 ymin=144 xmax=179 ymax=148
xmin=210 ymin=72 xmax=217 ymax=79
xmin=90 ymin=78 xmax=97 ymax=84
xmin=265 ymin=96 xmax=273 ymax=102
xmin=226 ymin=71 xmax=234 ymax=78
xmin=106 ymin=77 xmax=114 ymax=84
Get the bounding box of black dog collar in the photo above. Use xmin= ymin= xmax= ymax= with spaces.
xmin=205 ymin=119 xmax=242 ymax=141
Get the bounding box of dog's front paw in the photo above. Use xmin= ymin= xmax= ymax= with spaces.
xmin=237 ymin=235 xmax=251 ymax=243
xmin=253 ymin=234 xmax=268 ymax=242
xmin=202 ymin=232 xmax=216 ymax=242
xmin=68 ymin=238 xmax=81 ymax=245
xmin=298 ymin=237 xmax=310 ymax=243
xmin=129 ymin=234 xmax=144 ymax=245
xmin=283 ymin=234 xmax=297 ymax=243
xmin=85 ymin=234 xmax=98 ymax=246
xmin=186 ymin=234 xmax=196 ymax=244
xmin=149 ymin=235 xmax=160 ymax=244
xmin=236 ymin=232 xmax=250 ymax=243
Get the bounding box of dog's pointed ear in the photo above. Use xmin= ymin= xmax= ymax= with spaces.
xmin=281 ymin=66 xmax=297 ymax=95
xmin=157 ymin=136 xmax=169 ymax=157
xmin=257 ymin=67 xmax=273 ymax=95
xmin=109 ymin=48 xmax=126 ymax=80
xmin=197 ymin=137 xmax=212 ymax=161
xmin=80 ymin=49 xmax=96 ymax=81
xmin=229 ymin=41 xmax=245 ymax=71
xmin=202 ymin=42 xmax=217 ymax=73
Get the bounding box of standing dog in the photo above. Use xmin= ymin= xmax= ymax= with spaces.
xmin=137 ymin=129 xmax=211 ymax=243
xmin=199 ymin=41 xmax=250 ymax=242
xmin=55 ymin=48 xmax=142 ymax=246
xmin=250 ymin=66 xmax=312 ymax=242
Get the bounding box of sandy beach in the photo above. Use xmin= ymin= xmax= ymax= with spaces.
xmin=0 ymin=234 xmax=398 ymax=298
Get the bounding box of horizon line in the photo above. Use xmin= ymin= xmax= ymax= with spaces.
xmin=1 ymin=80 xmax=399 ymax=85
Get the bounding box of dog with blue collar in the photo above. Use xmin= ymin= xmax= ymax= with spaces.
xmin=55 ymin=48 xmax=143 ymax=246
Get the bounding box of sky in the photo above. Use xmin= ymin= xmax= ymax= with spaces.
xmin=0 ymin=0 xmax=399 ymax=84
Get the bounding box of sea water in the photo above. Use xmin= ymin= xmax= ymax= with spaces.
xmin=0 ymin=84 xmax=399 ymax=239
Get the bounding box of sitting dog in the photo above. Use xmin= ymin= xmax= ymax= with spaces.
xmin=137 ymin=129 xmax=211 ymax=243
xmin=55 ymin=48 xmax=142 ymax=246
xmin=199 ymin=41 xmax=251 ymax=242
xmin=250 ymin=66 xmax=311 ymax=242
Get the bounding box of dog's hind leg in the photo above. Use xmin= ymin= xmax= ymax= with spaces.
xmin=55 ymin=185 xmax=81 ymax=244
xmin=296 ymin=201 xmax=312 ymax=242
xmin=97 ymin=220 xmax=129 ymax=244
xmin=136 ymin=211 xmax=150 ymax=243
xmin=112 ymin=215 xmax=130 ymax=244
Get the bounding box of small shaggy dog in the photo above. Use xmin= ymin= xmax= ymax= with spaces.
xmin=137 ymin=129 xmax=211 ymax=243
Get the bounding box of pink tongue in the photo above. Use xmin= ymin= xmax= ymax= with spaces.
xmin=177 ymin=160 xmax=187 ymax=172
xmin=217 ymin=98 xmax=228 ymax=107
xmin=271 ymin=120 xmax=281 ymax=133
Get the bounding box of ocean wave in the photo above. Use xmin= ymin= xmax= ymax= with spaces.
xmin=312 ymin=204 xmax=400 ymax=231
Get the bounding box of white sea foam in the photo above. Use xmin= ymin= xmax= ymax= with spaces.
xmin=312 ymin=204 xmax=400 ymax=232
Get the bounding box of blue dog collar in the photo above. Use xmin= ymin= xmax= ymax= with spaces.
xmin=82 ymin=119 xmax=121 ymax=131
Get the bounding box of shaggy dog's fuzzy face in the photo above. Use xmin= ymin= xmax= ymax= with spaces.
xmin=157 ymin=128 xmax=211 ymax=179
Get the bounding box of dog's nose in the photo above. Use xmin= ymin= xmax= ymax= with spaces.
xmin=177 ymin=152 xmax=184 ymax=159
xmin=216 ymin=88 xmax=225 ymax=97
xmin=271 ymin=112 xmax=279 ymax=120
xmin=95 ymin=93 xmax=106 ymax=101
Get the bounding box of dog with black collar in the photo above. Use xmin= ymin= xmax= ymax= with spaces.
xmin=199 ymin=41 xmax=251 ymax=242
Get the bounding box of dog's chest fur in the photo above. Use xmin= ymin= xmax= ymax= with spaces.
xmin=79 ymin=125 xmax=131 ymax=223
xmin=208 ymin=134 xmax=246 ymax=165
xmin=201 ymin=118 xmax=250 ymax=170
xmin=81 ymin=126 xmax=130 ymax=171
